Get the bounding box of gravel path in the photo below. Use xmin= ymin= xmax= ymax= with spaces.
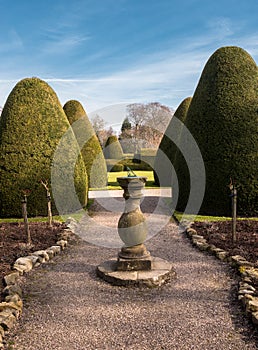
xmin=4 ymin=196 xmax=258 ymax=350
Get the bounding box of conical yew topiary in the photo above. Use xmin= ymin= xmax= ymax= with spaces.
xmin=63 ymin=100 xmax=107 ymax=188
xmin=154 ymin=97 xmax=192 ymax=187
xmin=104 ymin=135 xmax=124 ymax=159
xmin=0 ymin=77 xmax=88 ymax=217
xmin=178 ymin=46 xmax=258 ymax=216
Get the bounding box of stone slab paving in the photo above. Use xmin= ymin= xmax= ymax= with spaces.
xmin=96 ymin=256 xmax=175 ymax=287
xmin=3 ymin=197 xmax=258 ymax=349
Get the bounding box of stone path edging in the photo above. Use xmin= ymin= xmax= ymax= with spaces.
xmin=1 ymin=216 xmax=257 ymax=348
xmin=180 ymin=221 xmax=258 ymax=329
xmin=0 ymin=224 xmax=74 ymax=348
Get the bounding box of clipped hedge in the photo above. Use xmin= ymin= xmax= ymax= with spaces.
xmin=106 ymin=159 xmax=124 ymax=172
xmin=0 ymin=77 xmax=87 ymax=217
xmin=63 ymin=100 xmax=107 ymax=189
xmin=140 ymin=148 xmax=157 ymax=168
xmin=106 ymin=158 xmax=152 ymax=172
xmin=119 ymin=158 xmax=152 ymax=171
xmin=104 ymin=135 xmax=124 ymax=159
xmin=179 ymin=46 xmax=258 ymax=216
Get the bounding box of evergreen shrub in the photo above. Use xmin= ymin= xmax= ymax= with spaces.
xmin=179 ymin=46 xmax=258 ymax=216
xmin=154 ymin=97 xmax=192 ymax=188
xmin=104 ymin=135 xmax=124 ymax=159
xmin=0 ymin=77 xmax=87 ymax=217
xmin=63 ymin=100 xmax=107 ymax=189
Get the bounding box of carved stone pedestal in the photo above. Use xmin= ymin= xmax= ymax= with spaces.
xmin=96 ymin=176 xmax=176 ymax=287
xmin=117 ymin=244 xmax=152 ymax=271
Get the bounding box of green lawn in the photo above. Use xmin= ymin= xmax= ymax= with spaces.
xmin=0 ymin=206 xmax=90 ymax=224
xmin=106 ymin=170 xmax=157 ymax=189
xmin=1 ymin=177 xmax=257 ymax=223
xmin=0 ymin=216 xmax=63 ymax=224
xmin=173 ymin=211 xmax=258 ymax=222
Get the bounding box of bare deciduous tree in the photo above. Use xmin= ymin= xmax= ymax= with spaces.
xmin=40 ymin=179 xmax=52 ymax=227
xmin=120 ymin=102 xmax=173 ymax=152
xmin=91 ymin=114 xmax=114 ymax=148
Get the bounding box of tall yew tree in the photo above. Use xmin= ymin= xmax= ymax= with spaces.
xmin=180 ymin=46 xmax=258 ymax=216
xmin=0 ymin=77 xmax=88 ymax=217
xmin=154 ymin=97 xmax=192 ymax=187
xmin=63 ymin=100 xmax=107 ymax=188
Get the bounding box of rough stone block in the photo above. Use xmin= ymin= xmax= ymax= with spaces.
xmin=3 ymin=272 xmax=20 ymax=286
xmin=45 ymin=249 xmax=55 ymax=259
xmin=239 ymin=289 xmax=255 ymax=296
xmin=0 ymin=302 xmax=22 ymax=313
xmin=48 ymin=246 xmax=61 ymax=255
xmin=0 ymin=302 xmax=21 ymax=318
xmin=0 ymin=325 xmax=4 ymax=337
xmin=191 ymin=234 xmax=205 ymax=241
xmin=245 ymin=268 xmax=258 ymax=283
xmin=252 ymin=312 xmax=258 ymax=325
xmin=246 ymin=299 xmax=258 ymax=313
xmin=195 ymin=241 xmax=210 ymax=251
xmin=186 ymin=228 xmax=197 ymax=237
xmin=230 ymin=255 xmax=252 ymax=268
xmin=13 ymin=257 xmax=33 ymax=273
xmin=32 ymin=250 xmax=50 ymax=262
xmin=25 ymin=255 xmax=40 ymax=265
xmin=0 ymin=311 xmax=17 ymax=330
xmin=59 ymin=231 xmax=71 ymax=240
xmin=117 ymin=257 xmax=152 ymax=271
xmin=56 ymin=240 xmax=67 ymax=250
xmin=215 ymin=250 xmax=229 ymax=261
xmin=239 ymin=282 xmax=256 ymax=292
xmin=4 ymin=294 xmax=22 ymax=307
xmin=3 ymin=285 xmax=22 ymax=298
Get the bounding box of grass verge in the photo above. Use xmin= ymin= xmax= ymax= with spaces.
xmin=173 ymin=211 xmax=258 ymax=222
xmin=107 ymin=170 xmax=157 ymax=189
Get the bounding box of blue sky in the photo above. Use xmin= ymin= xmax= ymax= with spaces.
xmin=0 ymin=0 xmax=257 ymax=129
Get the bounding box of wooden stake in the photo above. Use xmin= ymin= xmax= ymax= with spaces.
xmin=232 ymin=187 xmax=237 ymax=243
xmin=22 ymin=195 xmax=31 ymax=245
xmin=229 ymin=178 xmax=237 ymax=243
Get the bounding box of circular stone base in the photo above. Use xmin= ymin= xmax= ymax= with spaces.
xmin=96 ymin=257 xmax=176 ymax=288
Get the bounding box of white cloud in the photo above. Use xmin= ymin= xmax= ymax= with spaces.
xmin=40 ymin=31 xmax=91 ymax=55
xmin=1 ymin=27 xmax=257 ymax=134
xmin=0 ymin=29 xmax=23 ymax=53
xmin=206 ymin=17 xmax=234 ymax=39
xmin=46 ymin=47 xmax=206 ymax=114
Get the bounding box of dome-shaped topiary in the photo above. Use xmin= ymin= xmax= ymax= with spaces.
xmin=63 ymin=100 xmax=107 ymax=188
xmin=104 ymin=135 xmax=124 ymax=159
xmin=154 ymin=97 xmax=192 ymax=187
xmin=179 ymin=46 xmax=258 ymax=216
xmin=0 ymin=77 xmax=88 ymax=217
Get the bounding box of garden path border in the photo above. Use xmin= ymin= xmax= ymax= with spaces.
xmin=178 ymin=219 xmax=258 ymax=329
